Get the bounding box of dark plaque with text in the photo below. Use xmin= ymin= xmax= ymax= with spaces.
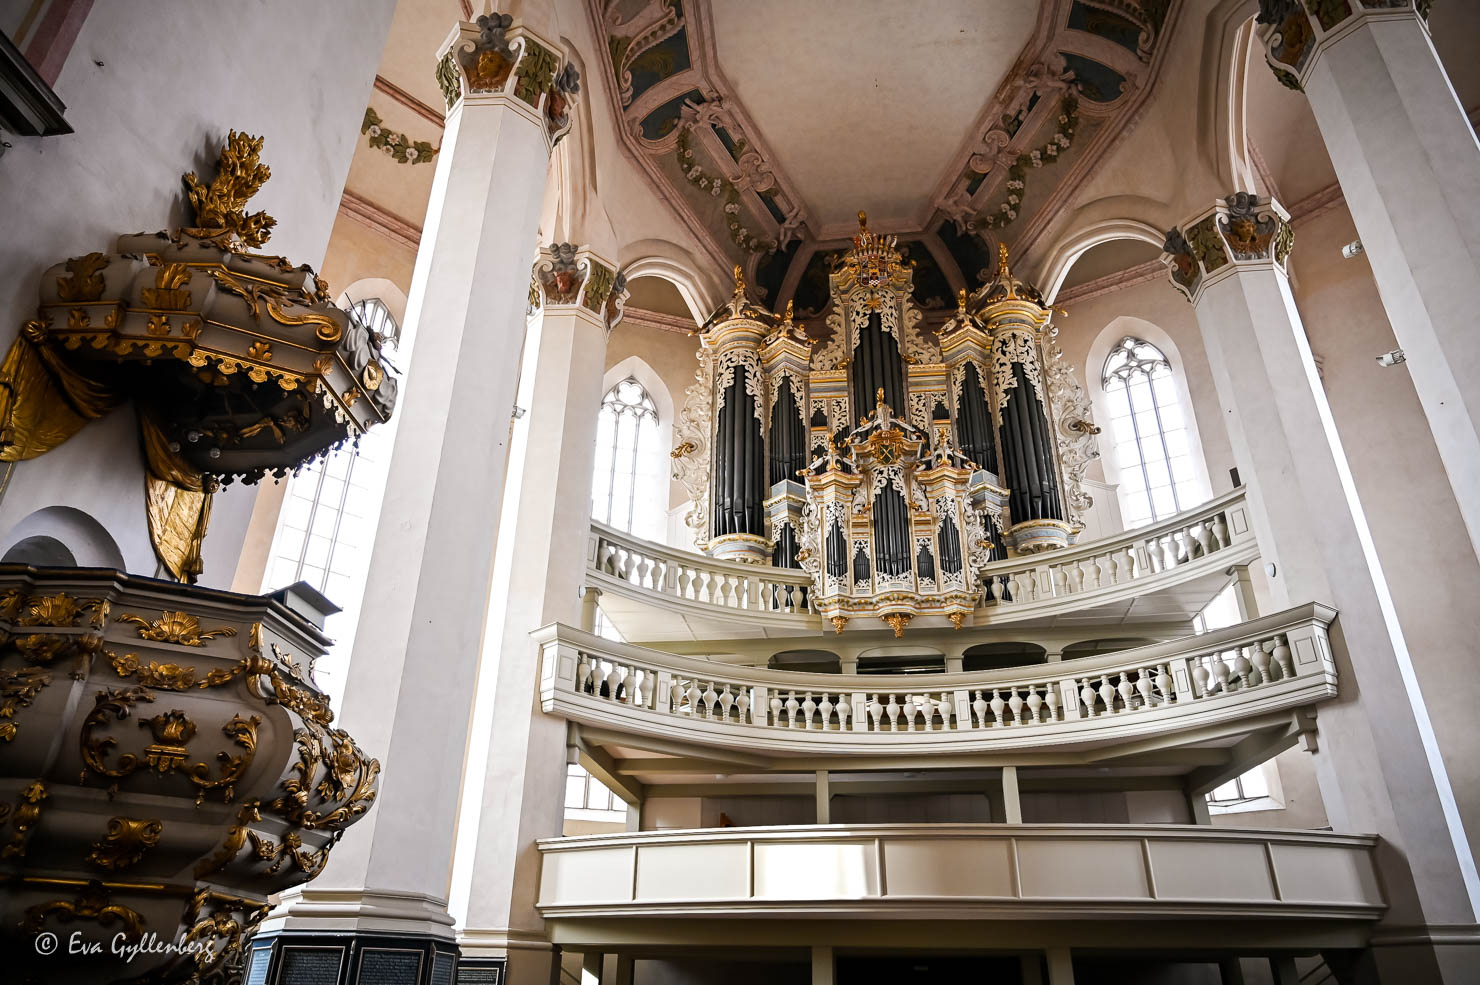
xmin=430 ymin=952 xmax=456 ymax=985
xmin=279 ymin=946 xmax=346 ymax=985
xmin=357 ymin=948 xmax=423 ymax=984
xmin=457 ymin=956 xmax=506 ymax=984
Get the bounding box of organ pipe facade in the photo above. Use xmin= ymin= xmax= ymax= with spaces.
xmin=670 ymin=214 xmax=1099 ymax=633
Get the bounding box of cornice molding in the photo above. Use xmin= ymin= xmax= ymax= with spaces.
xmin=1055 ymin=258 xmax=1165 ymax=308
xmin=373 ymin=74 xmax=445 ymax=129
xmin=338 ymin=189 xmax=422 ymax=252
xmin=620 ymin=306 xmax=698 ymax=336
xmin=1287 ymin=182 xmax=1345 ymax=226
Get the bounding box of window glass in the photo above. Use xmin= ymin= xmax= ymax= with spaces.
xmin=1101 ymin=337 xmax=1202 ymax=528
xmin=592 ymin=377 xmax=664 ymax=540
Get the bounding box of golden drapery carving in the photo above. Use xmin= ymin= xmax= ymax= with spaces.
xmin=0 ymin=320 xmax=119 ymax=462
xmin=141 ymin=415 xmax=212 ymax=583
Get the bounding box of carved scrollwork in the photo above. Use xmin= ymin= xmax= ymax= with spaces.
xmin=991 ymin=331 xmax=1046 ymax=412
xmin=0 ymin=781 xmax=48 ymax=858
xmin=673 ymin=352 xmax=713 ymax=548
xmin=1045 ymin=331 xmax=1101 ymax=529
xmin=713 ymin=347 xmax=765 ymax=422
xmin=0 ymin=667 xmax=51 ymax=741
xmin=117 ymin=610 xmax=237 ymax=647
xmin=86 ymin=816 xmax=164 ymax=871
xmin=24 ymin=880 xmax=147 ymax=941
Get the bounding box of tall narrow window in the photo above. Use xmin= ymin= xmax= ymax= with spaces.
xmin=592 ymin=378 xmax=662 ymax=539
xmin=262 ymin=298 xmax=405 ymax=703
xmin=1101 ymin=337 xmax=1198 ymax=528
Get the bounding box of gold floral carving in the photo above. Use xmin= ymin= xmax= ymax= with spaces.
xmin=0 ymin=666 xmax=52 ymax=741
xmin=247 ymin=828 xmax=333 ymax=876
xmin=24 ymin=881 xmax=146 ymax=940
xmin=56 ymin=252 xmax=108 ymax=302
xmin=4 ymin=590 xmax=109 ymax=628
xmin=79 ymin=687 xmax=260 ymax=803
xmin=0 ymin=780 xmax=48 ymax=858
xmin=182 ymin=130 xmax=276 ymax=249
xmin=882 ymin=612 xmax=912 ymax=638
xmin=106 ymin=649 xmax=243 ymax=691
xmin=830 ymin=615 xmax=848 ymax=634
xmin=194 ymin=801 xmax=260 ymax=878
xmin=117 ymin=610 xmax=237 ymax=646
xmin=86 ymin=816 xmax=164 ymax=871
xmin=140 ymin=263 xmax=193 ymax=309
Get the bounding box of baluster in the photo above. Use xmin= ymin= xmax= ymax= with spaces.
xmin=1231 ymin=646 xmax=1253 ymax=690
xmin=800 ymin=692 xmax=816 ymax=729
xmin=1066 ymin=564 xmax=1084 ymax=593
xmin=737 ymin=687 xmax=752 ymax=724
xmin=1174 ymin=529 xmax=1192 ymax=563
xmin=620 ymin=664 xmax=635 ymax=703
xmin=638 ymin=669 xmax=654 ymax=709
xmin=1095 ymin=555 xmax=1114 ymax=589
xmin=1209 ymin=650 xmax=1232 ymax=693
xmin=1271 ymin=635 xmax=1294 ymax=680
xmin=591 ymin=661 xmax=609 ymax=699
xmin=1007 ymin=688 xmax=1025 ymax=725
xmin=837 ymin=696 xmax=852 ymax=730
xmin=1026 ymin=686 xmax=1043 ymax=723
xmin=1191 ymin=659 xmax=1211 ymax=697
xmin=1079 ymin=678 xmax=1098 ymax=717
xmin=885 ymin=693 xmax=902 ymax=731
xmin=1116 ymin=673 xmax=1135 ymax=711
xmin=1098 ymin=676 xmax=1118 ymax=713
xmin=670 ymin=677 xmax=684 ymax=713
xmin=1044 ymin=684 xmax=1060 ymax=721
xmin=719 ymin=685 xmax=735 ymax=721
xmin=686 ymin=680 xmax=702 ymax=715
xmin=989 ymin=689 xmax=1006 ymax=726
xmin=1156 ymin=663 xmax=1174 ymax=703
xmin=1211 ymin=512 xmax=1229 ymax=549
xmin=1135 ymin=668 xmax=1155 ymax=709
xmin=817 ymin=692 xmax=834 ymax=730
xmin=1115 ymin=548 xmax=1135 ymax=583
xmin=781 ymin=690 xmax=798 ymax=727
xmin=1249 ymin=642 xmax=1272 ymax=687
xmin=634 ymin=556 xmax=652 ymax=589
xmin=972 ymin=690 xmax=989 ymax=728
xmin=1052 ymin=565 xmax=1068 ymax=597
xmin=1160 ymin=535 xmax=1179 ymax=570
xmin=576 ymin=652 xmax=591 ymax=694
xmin=1195 ymin=522 xmax=1214 ymax=558
xmin=768 ymin=691 xmax=783 ymax=727
xmin=867 ymin=694 xmax=883 ymax=731
xmin=1079 ymin=558 xmax=1098 ymax=590
xmin=989 ymin=575 xmax=1005 ymax=602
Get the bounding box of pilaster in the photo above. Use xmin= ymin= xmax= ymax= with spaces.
xmin=1163 ymin=193 xmax=1478 ymax=980
xmin=455 ymin=244 xmax=625 ymax=982
xmin=1254 ymin=0 xmax=1480 ymax=567
xmin=253 ymin=15 xmax=581 ymax=983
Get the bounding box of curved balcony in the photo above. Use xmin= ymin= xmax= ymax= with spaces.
xmin=589 ymin=489 xmax=1259 ymax=641
xmin=537 ymin=603 xmax=1336 ymax=760
xmin=536 ymin=824 xmax=1383 ymax=923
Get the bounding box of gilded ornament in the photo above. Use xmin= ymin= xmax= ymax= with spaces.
xmin=66 ymin=307 xmax=91 ymax=331
xmin=117 ymin=610 xmax=237 ymax=646
xmin=182 ymin=130 xmax=276 ymax=249
xmin=107 ymin=650 xmax=207 ymax=690
xmin=949 ymin=612 xmax=966 ymax=631
xmin=830 ymin=615 xmax=848 ymax=634
xmin=56 ymin=252 xmax=108 ymax=302
xmin=0 ymin=666 xmax=52 ymax=741
xmin=146 ymin=313 xmax=171 ymax=336
xmin=140 ymin=262 xmax=193 ymax=309
xmin=247 ymin=828 xmax=333 ymax=877
xmin=194 ymin=801 xmax=259 ymax=878
xmin=24 ymin=881 xmax=146 ymax=940
xmin=86 ymin=816 xmax=164 ymax=871
xmin=247 ymin=340 xmax=272 ymax=361
xmin=671 ymin=440 xmax=696 ymax=459
xmin=362 ymin=360 xmax=384 ymax=392
xmin=0 ymin=780 xmax=48 ymax=858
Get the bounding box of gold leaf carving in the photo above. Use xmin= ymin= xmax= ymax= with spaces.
xmin=56 ymin=253 xmax=108 ymax=302
xmin=0 ymin=780 xmax=47 ymax=858
xmin=140 ymin=262 xmax=193 ymax=309
xmin=24 ymin=880 xmax=146 ymax=940
xmin=0 ymin=666 xmax=52 ymax=741
xmin=182 ymin=130 xmax=276 ymax=249
xmin=117 ymin=610 xmax=237 ymax=646
xmin=86 ymin=816 xmax=163 ymax=871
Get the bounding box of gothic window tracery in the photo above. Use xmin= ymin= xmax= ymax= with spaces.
xmin=593 ymin=377 xmax=663 ymax=538
xmin=1100 ymin=336 xmax=1196 ymax=527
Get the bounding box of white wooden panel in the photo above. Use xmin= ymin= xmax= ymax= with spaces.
xmin=1016 ymin=838 xmax=1150 ymax=899
xmin=636 ymin=842 xmax=750 ymax=901
xmin=883 ymin=838 xmax=1014 ymax=898
xmin=754 ymin=841 xmax=879 ymax=899
xmin=538 ymin=847 xmax=635 ymax=905
xmin=1270 ymin=843 xmax=1382 ymax=905
xmin=1149 ymin=839 xmax=1275 ymax=901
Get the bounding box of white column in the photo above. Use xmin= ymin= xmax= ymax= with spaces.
xmin=1046 ymin=948 xmax=1075 ymax=985
xmin=457 ymin=245 xmax=622 ymax=981
xmin=811 ymin=946 xmax=835 ymax=985
xmin=1002 ymin=765 xmax=1023 ymax=824
xmin=1166 ymin=195 xmax=1478 ymax=974
xmin=258 ymin=18 xmax=576 ymax=952
xmin=1229 ymin=564 xmax=1259 ymax=621
xmin=815 ymin=769 xmax=831 ymax=824
xmin=1258 ymin=4 xmax=1480 ymax=564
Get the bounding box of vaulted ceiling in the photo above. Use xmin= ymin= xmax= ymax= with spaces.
xmin=596 ymin=0 xmax=1178 ymax=315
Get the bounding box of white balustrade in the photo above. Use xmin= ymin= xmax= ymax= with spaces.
xmin=980 ymin=489 xmax=1254 ymax=607
xmin=590 ymin=520 xmax=813 ymax=614
xmin=538 ymin=602 xmax=1337 ymax=756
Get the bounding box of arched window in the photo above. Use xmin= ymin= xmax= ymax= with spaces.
xmin=261 ymin=296 xmax=406 ymax=704
xmin=592 ymin=378 xmax=663 ymax=539
xmin=1101 ymin=337 xmax=1198 ymax=528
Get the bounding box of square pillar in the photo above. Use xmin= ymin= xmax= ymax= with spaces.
xmin=816 ymin=769 xmax=831 ymax=824
xmin=1002 ymin=765 xmax=1023 ymax=824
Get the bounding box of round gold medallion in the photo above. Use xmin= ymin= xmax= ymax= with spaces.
xmin=362 ymin=360 xmax=384 ymax=392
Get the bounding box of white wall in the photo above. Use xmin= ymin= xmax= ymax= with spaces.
xmin=0 ymin=0 xmax=397 ymax=588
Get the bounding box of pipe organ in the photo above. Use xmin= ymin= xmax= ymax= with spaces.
xmin=672 ymin=212 xmax=1098 ymax=634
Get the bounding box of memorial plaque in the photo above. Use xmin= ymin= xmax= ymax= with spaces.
xmin=357 ymin=948 xmax=423 ymax=984
xmin=279 ymin=946 xmax=346 ymax=985
xmin=245 ymin=946 xmax=273 ymax=985
xmin=430 ymin=952 xmax=456 ymax=985
xmin=457 ymin=957 xmax=506 ymax=984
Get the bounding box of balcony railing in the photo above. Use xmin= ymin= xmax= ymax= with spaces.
xmin=536 ymin=824 xmax=1383 ymax=922
xmin=537 ymin=602 xmax=1337 ymax=757
xmin=587 ymin=488 xmax=1257 ymax=627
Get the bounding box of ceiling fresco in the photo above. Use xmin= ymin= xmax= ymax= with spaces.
xmin=590 ymin=0 xmax=1180 ymax=321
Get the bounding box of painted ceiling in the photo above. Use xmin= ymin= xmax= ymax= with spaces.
xmin=596 ymin=0 xmax=1178 ymax=316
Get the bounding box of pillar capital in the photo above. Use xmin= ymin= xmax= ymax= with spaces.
xmin=435 ymin=13 xmax=581 ymax=150
xmin=530 ymin=243 xmax=629 ymax=334
xmin=1254 ymin=0 xmax=1430 ymax=91
xmin=1162 ymin=193 xmax=1294 ymax=303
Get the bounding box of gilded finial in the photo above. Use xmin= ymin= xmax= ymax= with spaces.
xmin=182 ymin=130 xmax=276 ymax=249
xmin=997 ymin=242 xmax=1010 ymax=277
xmin=875 ymin=387 xmax=886 ymax=408
xmin=784 ymin=299 xmax=794 ymax=322
xmin=732 ymin=263 xmax=746 ymax=295
xmin=858 ymin=210 xmax=868 ymax=232
xmin=956 ymin=288 xmax=967 ymax=313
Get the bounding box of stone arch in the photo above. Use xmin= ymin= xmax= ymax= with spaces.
xmin=1198 ymin=0 xmax=1262 ymax=194
xmin=962 ymin=642 xmax=1047 ymax=672
xmin=768 ymin=650 xmax=841 ymax=674
xmin=1061 ymin=637 xmax=1161 ymax=661
xmin=0 ymin=506 xmax=126 ymax=569
xmin=619 ymin=240 xmax=723 ymax=323
xmin=1039 ymin=218 xmax=1166 ymax=305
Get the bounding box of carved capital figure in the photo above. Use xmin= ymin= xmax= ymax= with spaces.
xmin=1254 ymin=0 xmax=1430 ymax=91
xmin=435 ymin=13 xmax=581 ymax=148
xmin=1162 ymin=194 xmax=1294 ymax=303
xmin=531 ymin=244 xmax=627 ymax=334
